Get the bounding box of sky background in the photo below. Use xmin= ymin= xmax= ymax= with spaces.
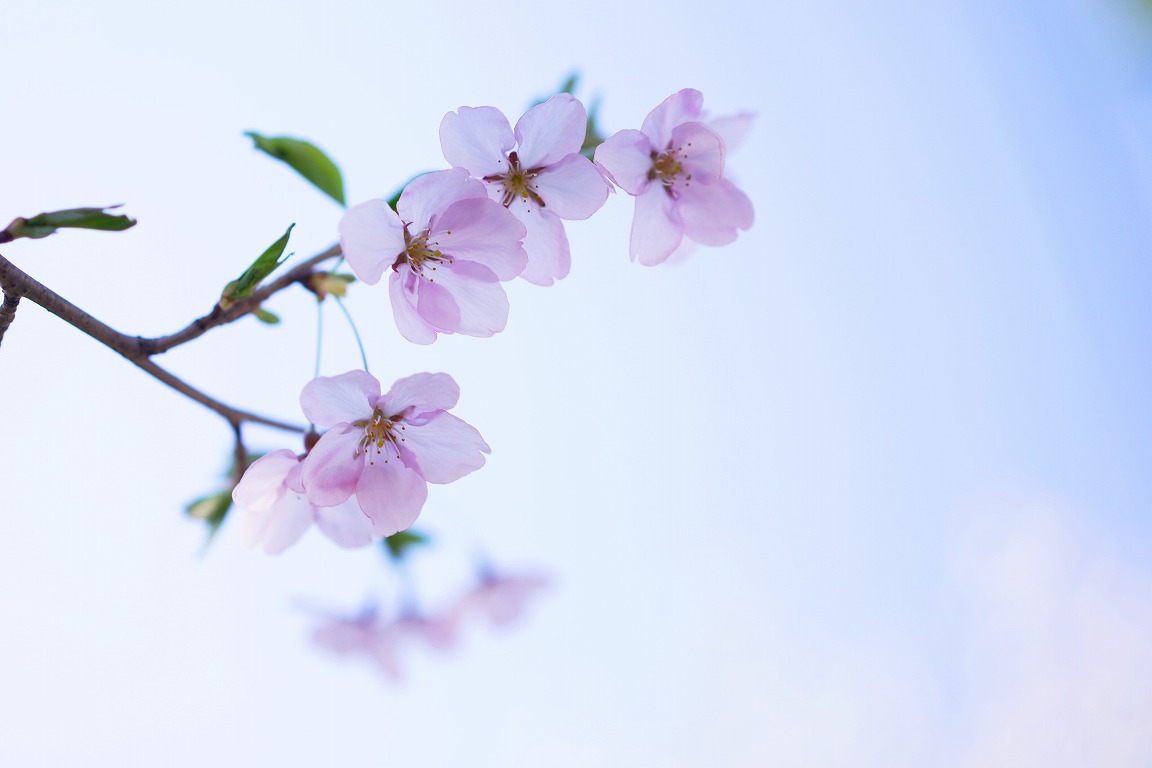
xmin=2 ymin=0 xmax=1152 ymax=765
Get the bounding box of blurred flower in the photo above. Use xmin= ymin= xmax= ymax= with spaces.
xmin=339 ymin=168 xmax=527 ymax=344
xmin=231 ymin=448 xmax=373 ymax=554
xmin=595 ymin=88 xmax=754 ymax=265
xmin=311 ymin=605 xmax=457 ymax=681
xmin=452 ymin=570 xmax=550 ymax=628
xmin=440 ymin=93 xmax=611 ymax=285
xmin=300 ymin=370 xmax=489 ymax=536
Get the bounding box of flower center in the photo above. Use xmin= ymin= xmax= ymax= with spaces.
xmin=484 ymin=150 xmax=547 ymax=209
xmin=353 ymin=407 xmax=407 ymax=465
xmin=393 ymin=224 xmax=452 ymax=281
xmin=648 ymin=141 xmax=696 ymax=197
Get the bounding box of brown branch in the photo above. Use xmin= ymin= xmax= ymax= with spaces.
xmin=139 ymin=244 xmax=341 ymax=355
xmin=131 ymin=357 xmax=304 ymax=432
xmin=0 ymin=246 xmax=336 ymax=432
xmin=0 ymin=289 xmax=20 ymax=346
xmin=0 ymin=243 xmax=340 ymax=358
xmin=0 ymin=252 xmax=141 ymax=354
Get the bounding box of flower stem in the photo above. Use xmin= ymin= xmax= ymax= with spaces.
xmin=334 ymin=295 xmax=370 ymax=373
xmin=313 ymin=295 xmax=325 ymax=381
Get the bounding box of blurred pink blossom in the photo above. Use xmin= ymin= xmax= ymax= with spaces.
xmin=453 ymin=571 xmax=550 ymax=628
xmin=299 ymin=370 xmax=489 ymax=536
xmin=440 ymin=93 xmax=611 ymax=285
xmin=231 ymin=449 xmax=373 ymax=554
xmin=595 ymin=89 xmax=754 ymax=265
xmin=312 ymin=606 xmax=457 ymax=681
xmin=339 ymin=168 xmax=527 ymax=344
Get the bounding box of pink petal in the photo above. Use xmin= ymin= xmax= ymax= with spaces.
xmin=679 ymin=178 xmax=755 ymax=246
xmin=456 ymin=574 xmax=550 ymax=627
xmin=416 ymin=278 xmax=463 ymax=333
xmin=284 ymin=460 xmax=306 ymax=494
xmin=338 ymin=200 xmax=406 ymax=286
xmin=424 ymin=261 xmax=508 ymax=337
xmin=440 ymin=106 xmax=516 ymax=178
xmin=630 ymin=187 xmax=684 ymax=266
xmin=301 ymin=426 xmax=362 ymax=506
xmin=709 ymin=112 xmax=755 ymax=153
xmin=379 ymin=372 xmax=460 ymax=419
xmin=532 ymin=153 xmax=611 ymax=220
xmin=232 ymin=449 xmax=299 ymax=513
xmin=397 ymin=168 xmax=485 ymax=231
xmin=313 ymin=616 xmax=375 ymax=655
xmin=661 ymin=237 xmax=699 ymax=267
xmin=389 ymin=269 xmax=438 ymax=345
xmin=300 ymin=370 xmax=379 ymax=427
xmin=513 ymin=93 xmax=587 ymax=169
xmin=413 ymin=613 xmax=458 ymax=650
xmin=668 ymin=122 xmax=724 ymax=188
xmin=313 ymin=497 xmax=375 ymax=548
xmin=641 ymin=88 xmax=705 ymax=148
xmin=241 ymin=491 xmax=314 ymax=555
xmin=431 ymin=198 xmax=527 ymax=281
xmin=516 ymin=208 xmax=570 ymax=286
xmin=356 ymin=460 xmax=428 ymax=536
xmin=594 ymin=129 xmax=653 ymax=196
xmin=401 ymin=412 xmax=490 ymax=484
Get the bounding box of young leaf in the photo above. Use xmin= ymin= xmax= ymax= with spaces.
xmin=220 ymin=224 xmax=294 ymax=309
xmin=185 ymin=489 xmax=234 ymax=539
xmin=580 ymin=97 xmax=607 ymax=160
xmin=383 ymin=529 xmax=430 ymax=561
xmin=253 ymin=307 xmax=281 ymax=324
xmin=246 ymin=132 xmax=346 ymax=206
xmin=2 ymin=205 xmax=136 ymax=242
xmin=532 ymin=72 xmax=579 ymax=107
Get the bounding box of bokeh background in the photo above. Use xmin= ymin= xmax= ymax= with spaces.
xmin=2 ymin=0 xmax=1152 ymax=765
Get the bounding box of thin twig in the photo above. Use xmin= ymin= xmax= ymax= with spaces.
xmin=140 ymin=244 xmax=341 ymax=355
xmin=230 ymin=421 xmax=249 ymax=484
xmin=132 ymin=357 xmax=304 ymax=432
xmin=0 ymin=289 xmax=20 ymax=346
xmin=0 ymin=246 xmax=332 ymax=432
xmin=0 ymin=244 xmax=340 ymax=358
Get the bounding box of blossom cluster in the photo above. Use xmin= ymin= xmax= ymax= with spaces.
xmin=232 ymin=88 xmax=753 ymax=552
xmin=340 ymin=88 xmax=754 ymax=345
xmin=233 ymin=370 xmax=488 ymax=553
xmin=310 ymin=571 xmax=549 ymax=680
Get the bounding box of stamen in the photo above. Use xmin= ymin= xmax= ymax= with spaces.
xmin=392 ymin=223 xmax=448 ymax=279
xmin=484 ymin=150 xmax=548 ymax=209
xmin=353 ymin=407 xmax=407 ymax=465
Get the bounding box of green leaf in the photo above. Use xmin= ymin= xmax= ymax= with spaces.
xmin=383 ymin=529 xmax=430 ymax=560
xmin=2 ymin=205 xmax=136 ymax=242
xmin=220 ymin=224 xmax=294 ymax=309
xmin=580 ymin=97 xmax=607 ymax=160
xmin=253 ymin=307 xmax=280 ymax=324
xmin=532 ymin=72 xmax=579 ymax=107
xmin=246 ymin=132 xmax=346 ymax=206
xmin=185 ymin=489 xmax=233 ymax=537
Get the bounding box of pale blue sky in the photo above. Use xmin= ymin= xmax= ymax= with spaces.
xmin=2 ymin=1 xmax=1151 ymax=765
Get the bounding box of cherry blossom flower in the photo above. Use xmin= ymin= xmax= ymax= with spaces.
xmin=339 ymin=168 xmax=527 ymax=344
xmin=440 ymin=93 xmax=611 ymax=285
xmin=452 ymin=570 xmax=550 ymax=628
xmin=594 ymin=88 xmax=754 ymax=266
xmin=231 ymin=449 xmax=373 ymax=554
xmin=299 ymin=370 xmax=489 ymax=536
xmin=311 ymin=605 xmax=457 ymax=681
